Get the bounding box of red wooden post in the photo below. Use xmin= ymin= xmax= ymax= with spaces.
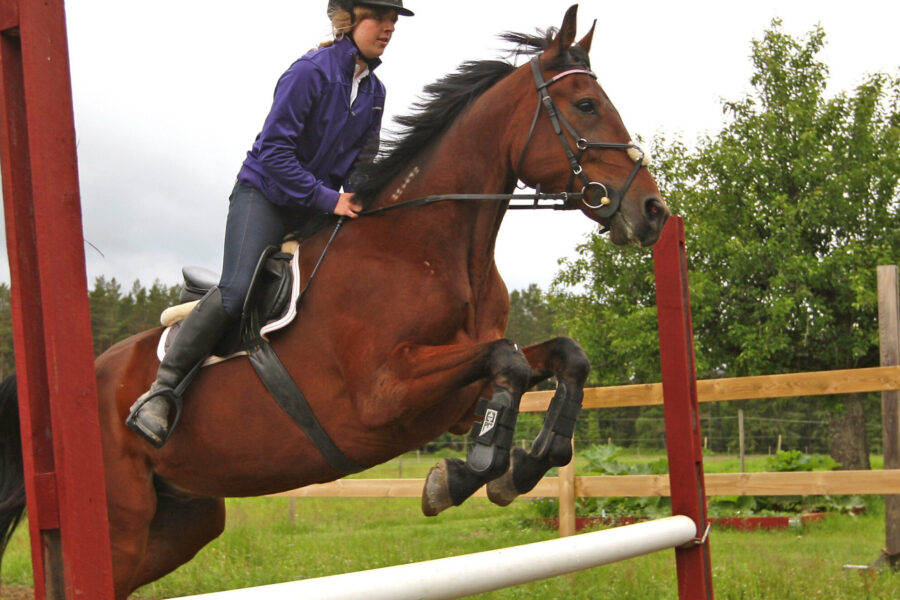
xmin=0 ymin=0 xmax=115 ymax=598
xmin=653 ymin=216 xmax=714 ymax=599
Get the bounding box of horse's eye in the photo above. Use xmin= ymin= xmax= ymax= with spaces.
xmin=575 ymin=99 xmax=598 ymax=114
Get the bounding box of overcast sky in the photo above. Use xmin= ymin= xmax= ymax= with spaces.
xmin=1 ymin=0 xmax=899 ymax=291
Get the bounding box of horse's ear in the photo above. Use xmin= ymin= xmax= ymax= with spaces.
xmin=577 ymin=19 xmax=596 ymax=54
xmin=555 ymin=4 xmax=579 ymax=53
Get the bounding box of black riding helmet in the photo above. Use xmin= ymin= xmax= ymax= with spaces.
xmin=327 ymin=0 xmax=414 ymax=17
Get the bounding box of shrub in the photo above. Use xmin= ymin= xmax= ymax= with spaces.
xmin=765 ymin=450 xmax=840 ymax=472
xmin=529 ymin=497 xmax=558 ymax=518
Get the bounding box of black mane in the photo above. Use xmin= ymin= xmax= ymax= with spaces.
xmin=352 ymin=27 xmax=591 ymax=203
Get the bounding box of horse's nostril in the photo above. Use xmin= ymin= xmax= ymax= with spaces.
xmin=644 ymin=197 xmax=669 ymax=226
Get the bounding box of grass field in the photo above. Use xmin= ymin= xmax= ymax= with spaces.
xmin=2 ymin=453 xmax=899 ymax=599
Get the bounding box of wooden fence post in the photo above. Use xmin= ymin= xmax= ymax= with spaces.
xmin=878 ymin=265 xmax=900 ymax=568
xmin=558 ymin=438 xmax=576 ymax=537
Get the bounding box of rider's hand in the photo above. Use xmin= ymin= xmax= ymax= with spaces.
xmin=334 ymin=193 xmax=363 ymax=218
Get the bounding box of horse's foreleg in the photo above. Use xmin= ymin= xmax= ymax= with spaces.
xmin=421 ymin=339 xmax=532 ymax=516
xmin=486 ymin=337 xmax=590 ymax=507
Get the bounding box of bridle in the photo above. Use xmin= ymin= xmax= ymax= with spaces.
xmin=513 ymin=57 xmax=650 ymax=222
xmin=360 ymin=55 xmax=651 ymax=231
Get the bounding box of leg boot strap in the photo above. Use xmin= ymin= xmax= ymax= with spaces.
xmin=530 ymin=380 xmax=582 ymax=460
xmin=465 ymin=387 xmax=518 ymax=476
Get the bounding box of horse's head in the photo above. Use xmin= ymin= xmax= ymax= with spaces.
xmin=511 ymin=5 xmax=669 ymax=247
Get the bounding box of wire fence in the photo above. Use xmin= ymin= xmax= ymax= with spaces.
xmin=417 ymin=411 xmax=886 ymax=457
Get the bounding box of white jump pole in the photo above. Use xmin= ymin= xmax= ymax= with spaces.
xmin=173 ymin=515 xmax=697 ymax=600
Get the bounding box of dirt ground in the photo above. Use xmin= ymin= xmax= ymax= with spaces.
xmin=0 ymin=587 xmax=33 ymax=600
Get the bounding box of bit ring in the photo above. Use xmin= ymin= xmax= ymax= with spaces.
xmin=581 ymin=181 xmax=611 ymax=210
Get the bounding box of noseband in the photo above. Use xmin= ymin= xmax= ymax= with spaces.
xmin=514 ymin=57 xmax=650 ymax=222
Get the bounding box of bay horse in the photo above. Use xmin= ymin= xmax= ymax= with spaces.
xmin=0 ymin=5 xmax=668 ymax=597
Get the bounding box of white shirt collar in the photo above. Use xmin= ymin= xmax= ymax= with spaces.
xmin=351 ymin=63 xmax=369 ymax=106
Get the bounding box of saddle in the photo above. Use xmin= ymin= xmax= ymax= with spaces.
xmin=158 ymin=240 xmax=363 ymax=474
xmin=158 ymin=242 xmax=299 ymax=362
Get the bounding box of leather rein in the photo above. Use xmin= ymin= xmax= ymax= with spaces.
xmin=360 ymin=57 xmax=650 ymax=233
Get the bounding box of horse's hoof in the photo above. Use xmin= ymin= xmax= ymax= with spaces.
xmin=421 ymin=460 xmax=454 ymax=517
xmin=486 ymin=469 xmax=518 ymax=507
xmin=486 ymin=448 xmax=522 ymax=507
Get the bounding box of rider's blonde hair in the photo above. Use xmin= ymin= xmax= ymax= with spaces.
xmin=319 ymin=5 xmax=380 ymax=48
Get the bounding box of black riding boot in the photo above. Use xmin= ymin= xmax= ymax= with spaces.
xmin=126 ymin=287 xmax=233 ymax=447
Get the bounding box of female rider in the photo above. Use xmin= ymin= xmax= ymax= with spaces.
xmin=127 ymin=0 xmax=414 ymax=447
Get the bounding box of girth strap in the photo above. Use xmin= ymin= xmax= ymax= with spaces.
xmin=244 ymin=339 xmax=364 ymax=475
xmin=241 ymin=268 xmax=363 ymax=475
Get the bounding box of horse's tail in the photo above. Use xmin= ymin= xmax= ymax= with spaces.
xmin=0 ymin=375 xmax=26 ymax=570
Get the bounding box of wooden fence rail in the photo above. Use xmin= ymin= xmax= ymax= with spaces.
xmin=272 ymin=365 xmax=900 ymax=505
xmin=520 ymin=365 xmax=900 ymax=412
xmin=272 ymin=470 xmax=900 ymax=500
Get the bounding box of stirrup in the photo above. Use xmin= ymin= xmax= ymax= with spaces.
xmin=126 ymin=388 xmax=184 ymax=448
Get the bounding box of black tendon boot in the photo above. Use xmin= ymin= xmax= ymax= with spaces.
xmin=126 ymin=287 xmax=232 ymax=447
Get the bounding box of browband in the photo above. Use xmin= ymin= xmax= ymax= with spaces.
xmin=537 ymin=68 xmax=597 ymax=90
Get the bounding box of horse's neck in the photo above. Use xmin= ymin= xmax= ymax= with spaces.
xmin=409 ymin=130 xmax=513 ymax=284
xmin=408 ymin=99 xmax=518 ymax=220
xmin=371 ymin=76 xmax=525 ymax=293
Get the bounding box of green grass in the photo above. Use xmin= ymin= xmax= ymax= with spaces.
xmin=347 ymin=450 xmax=440 ymax=479
xmin=2 ymin=453 xmax=899 ymax=599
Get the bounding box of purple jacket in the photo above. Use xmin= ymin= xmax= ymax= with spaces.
xmin=237 ymin=37 xmax=385 ymax=212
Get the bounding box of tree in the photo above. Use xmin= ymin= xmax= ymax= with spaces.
xmin=505 ymin=284 xmax=565 ymax=347
xmin=87 ymin=277 xmax=182 ymax=355
xmin=554 ymin=21 xmax=900 ymax=467
xmin=89 ymin=276 xmax=126 ymax=355
xmin=0 ymin=277 xmax=183 ymax=379
xmin=0 ymin=284 xmax=12 ymax=380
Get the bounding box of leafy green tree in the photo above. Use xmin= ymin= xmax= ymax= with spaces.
xmin=505 ymin=284 xmax=566 ymax=347
xmin=0 ymin=277 xmax=183 ymax=377
xmin=86 ymin=276 xmax=182 ymax=355
xmin=0 ymin=284 xmax=13 ymax=380
xmin=89 ymin=276 xmax=125 ymax=355
xmin=554 ymin=21 xmax=900 ymax=467
xmin=127 ymin=279 xmax=182 ymax=335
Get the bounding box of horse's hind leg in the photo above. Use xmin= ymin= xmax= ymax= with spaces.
xmin=130 ymin=480 xmax=225 ymax=593
xmin=422 ymin=339 xmax=532 ymax=516
xmin=486 ymin=337 xmax=590 ymax=506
